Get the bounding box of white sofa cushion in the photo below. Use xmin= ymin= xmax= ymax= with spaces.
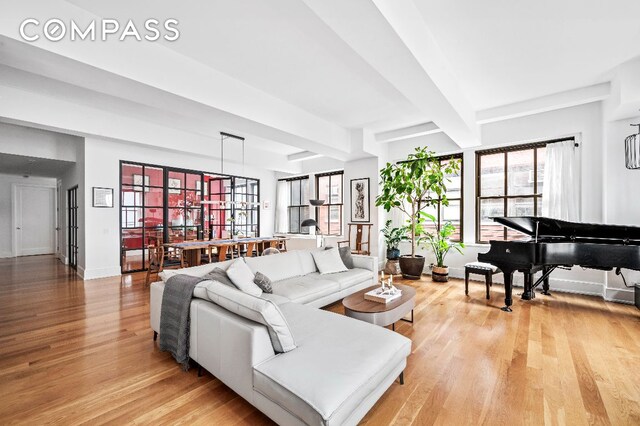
xmin=271 ymin=275 xmax=340 ymax=304
xmin=253 ymin=302 xmax=412 ymax=425
xmin=296 ymin=249 xmax=319 ymax=275
xmin=226 ymin=259 xmax=263 ymax=297
xmin=312 ymin=247 xmax=348 ymax=275
xmin=245 ymin=251 xmax=305 ymax=282
xmin=202 ymin=281 xmax=296 ymax=353
xmin=321 ymin=268 xmax=372 ymax=291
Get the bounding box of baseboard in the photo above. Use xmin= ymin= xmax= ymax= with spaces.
xmin=604 ymin=287 xmax=635 ymax=304
xmin=429 ymin=265 xmax=623 ymax=302
xmin=81 ymin=266 xmax=122 ymax=280
xmin=0 ymin=251 xmax=14 ymax=258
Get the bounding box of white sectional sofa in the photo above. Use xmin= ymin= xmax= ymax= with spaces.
xmin=150 ymin=249 xmax=412 ymax=426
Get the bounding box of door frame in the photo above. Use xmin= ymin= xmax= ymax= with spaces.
xmin=11 ymin=182 xmax=58 ymax=258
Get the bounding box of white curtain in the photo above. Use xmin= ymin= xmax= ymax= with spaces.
xmin=542 ymin=140 xmax=580 ymax=221
xmin=275 ymin=180 xmax=289 ymax=233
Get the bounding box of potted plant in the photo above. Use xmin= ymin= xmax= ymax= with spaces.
xmin=376 ymin=146 xmax=460 ymax=279
xmin=417 ymin=213 xmax=465 ymax=282
xmin=382 ymin=220 xmax=406 ymax=260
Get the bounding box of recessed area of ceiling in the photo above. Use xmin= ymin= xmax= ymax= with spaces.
xmin=0 ymin=152 xmax=74 ymax=178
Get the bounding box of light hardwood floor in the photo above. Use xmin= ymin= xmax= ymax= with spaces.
xmin=1 ymin=255 xmax=639 ymax=425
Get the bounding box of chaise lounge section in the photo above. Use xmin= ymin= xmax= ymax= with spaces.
xmin=150 ymin=249 xmax=412 ymax=425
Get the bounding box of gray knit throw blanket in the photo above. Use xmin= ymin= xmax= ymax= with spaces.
xmin=159 ymin=274 xmax=205 ymax=370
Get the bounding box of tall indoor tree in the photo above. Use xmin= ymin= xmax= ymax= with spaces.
xmin=376 ymin=146 xmax=461 ymax=278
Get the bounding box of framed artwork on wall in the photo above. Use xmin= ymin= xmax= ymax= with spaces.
xmin=350 ymin=177 xmax=370 ymax=222
xmin=93 ymin=187 xmax=114 ymax=208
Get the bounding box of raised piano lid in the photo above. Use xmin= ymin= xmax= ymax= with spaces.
xmin=492 ymin=216 xmax=640 ymax=241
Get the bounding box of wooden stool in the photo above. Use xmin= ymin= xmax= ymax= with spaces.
xmin=465 ymin=262 xmax=501 ymax=300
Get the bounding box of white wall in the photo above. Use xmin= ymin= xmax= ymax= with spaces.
xmin=0 ymin=122 xmax=80 ymax=162
xmin=603 ymin=114 xmax=640 ymax=300
xmin=0 ymin=173 xmax=58 ymax=258
xmin=342 ymin=157 xmax=382 ymax=262
xmin=388 ymin=103 xmax=618 ymax=300
xmin=81 ymin=137 xmax=278 ymax=280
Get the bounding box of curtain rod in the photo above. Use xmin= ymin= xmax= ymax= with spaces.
xmin=476 ymin=137 xmax=578 ymax=156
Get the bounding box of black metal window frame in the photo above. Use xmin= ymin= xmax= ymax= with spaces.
xmin=475 ymin=137 xmax=575 ymax=243
xmin=281 ymin=176 xmax=309 ymax=234
xmin=119 ymin=160 xmax=260 ymax=273
xmin=67 ymin=185 xmax=78 ymax=270
xmin=419 ymin=153 xmax=464 ymax=242
xmin=315 ymin=171 xmax=344 ymax=236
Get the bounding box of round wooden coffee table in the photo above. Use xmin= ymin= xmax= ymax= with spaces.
xmin=342 ymin=284 xmax=416 ymax=330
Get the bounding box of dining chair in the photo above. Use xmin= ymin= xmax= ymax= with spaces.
xmin=144 ymin=245 xmax=184 ymax=287
xmin=338 ymin=223 xmax=373 ymax=255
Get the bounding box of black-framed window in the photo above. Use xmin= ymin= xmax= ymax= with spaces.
xmin=475 ymin=138 xmax=573 ymax=243
xmin=285 ymin=176 xmax=309 ymax=234
xmin=420 ymin=154 xmax=463 ymax=241
xmin=120 ymin=161 xmax=260 ymax=273
xmin=316 ymin=171 xmax=343 ymax=236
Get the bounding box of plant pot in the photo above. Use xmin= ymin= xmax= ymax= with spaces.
xmin=431 ymin=265 xmax=449 ymax=282
xmin=386 ymin=248 xmax=400 ymax=260
xmin=399 ymin=255 xmax=425 ymax=280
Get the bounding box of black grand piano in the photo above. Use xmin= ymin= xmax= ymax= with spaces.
xmin=478 ymin=216 xmax=640 ymax=312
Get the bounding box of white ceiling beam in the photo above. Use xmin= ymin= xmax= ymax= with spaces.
xmin=0 ymin=83 xmax=302 ymax=173
xmin=301 ymin=0 xmax=479 ymax=149
xmin=375 ymin=122 xmax=441 ymax=143
xmin=287 ymin=151 xmax=322 ymax=162
xmin=0 ymin=1 xmax=352 ymax=160
xmin=477 ymin=83 xmax=611 ymax=124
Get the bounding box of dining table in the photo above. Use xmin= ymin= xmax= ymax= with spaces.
xmin=164 ymin=236 xmax=287 ymax=267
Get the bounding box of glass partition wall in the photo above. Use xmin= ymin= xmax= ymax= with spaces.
xmin=120 ymin=161 xmax=260 ymax=273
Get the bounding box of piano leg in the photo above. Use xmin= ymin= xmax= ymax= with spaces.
xmin=501 ymin=270 xmax=514 ymax=312
xmin=542 ymin=266 xmax=551 ymax=295
xmin=521 ymin=271 xmax=535 ymax=300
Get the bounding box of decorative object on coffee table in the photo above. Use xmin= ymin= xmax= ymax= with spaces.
xmin=343 ymin=283 xmax=416 ymax=331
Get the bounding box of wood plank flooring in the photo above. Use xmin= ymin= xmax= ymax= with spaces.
xmin=1 ymin=255 xmax=639 ymax=425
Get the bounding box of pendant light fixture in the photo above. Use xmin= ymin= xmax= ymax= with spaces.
xmin=200 ymin=131 xmax=259 ymax=207
xmin=625 ymin=119 xmax=640 ymax=170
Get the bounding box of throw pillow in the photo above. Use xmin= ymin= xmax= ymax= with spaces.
xmin=338 ymin=246 xmax=354 ymax=269
xmin=203 ymin=268 xmax=237 ymax=288
xmin=324 ymin=246 xmax=354 ymax=269
xmin=226 ymin=259 xmax=263 ymax=297
xmin=253 ymin=272 xmax=273 ymax=293
xmin=203 ymin=281 xmax=296 ymax=353
xmin=312 ymin=247 xmax=349 ymax=275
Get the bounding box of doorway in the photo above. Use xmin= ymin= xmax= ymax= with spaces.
xmin=68 ymin=186 xmax=78 ymax=269
xmin=12 ymin=184 xmax=56 ymax=256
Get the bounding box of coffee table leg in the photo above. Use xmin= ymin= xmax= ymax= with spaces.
xmin=400 ymin=309 xmax=414 ymax=323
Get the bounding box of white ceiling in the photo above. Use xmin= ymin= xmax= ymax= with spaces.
xmin=0 ymin=152 xmax=74 ymax=178
xmin=1 ymin=0 xmax=639 ymax=165
xmin=64 ymin=0 xmax=423 ymax=129
xmin=416 ymin=0 xmax=640 ymax=110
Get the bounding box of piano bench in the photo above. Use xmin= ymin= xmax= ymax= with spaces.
xmin=465 ymin=262 xmax=501 ymax=300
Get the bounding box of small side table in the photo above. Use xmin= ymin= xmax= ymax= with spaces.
xmin=465 ymin=262 xmax=501 ymax=300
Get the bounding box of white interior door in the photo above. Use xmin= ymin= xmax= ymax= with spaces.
xmin=14 ymin=184 xmax=56 ymax=256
